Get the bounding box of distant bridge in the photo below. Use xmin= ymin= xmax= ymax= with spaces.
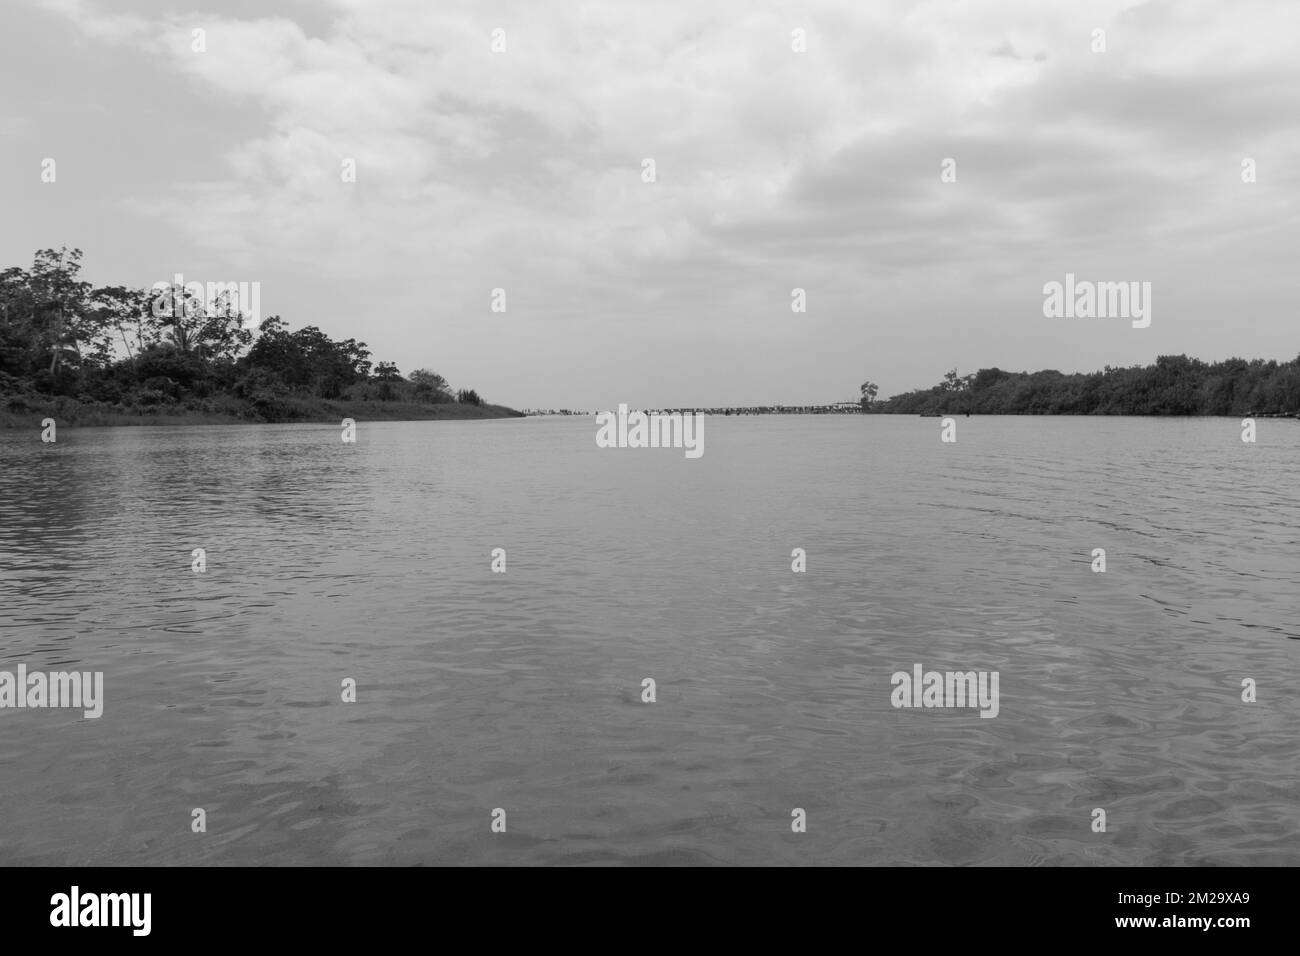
xmin=667 ymin=402 xmax=863 ymax=415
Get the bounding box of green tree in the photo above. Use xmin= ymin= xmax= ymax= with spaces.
xmin=29 ymin=247 xmax=96 ymax=379
xmin=410 ymin=368 xmax=452 ymax=403
xmin=941 ymin=368 xmax=974 ymax=393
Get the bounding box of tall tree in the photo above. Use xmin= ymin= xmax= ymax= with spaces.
xmin=29 ymin=247 xmax=94 ymax=377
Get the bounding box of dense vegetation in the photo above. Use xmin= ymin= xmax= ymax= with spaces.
xmin=1 ymin=247 xmax=517 ymax=424
xmin=862 ymin=355 xmax=1300 ymax=416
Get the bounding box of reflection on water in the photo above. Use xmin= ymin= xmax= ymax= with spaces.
xmin=0 ymin=416 xmax=1296 ymax=865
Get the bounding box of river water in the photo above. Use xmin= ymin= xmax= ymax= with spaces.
xmin=1 ymin=415 xmax=1296 ymax=865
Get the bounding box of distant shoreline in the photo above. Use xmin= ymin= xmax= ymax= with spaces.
xmin=859 ymin=357 xmax=1300 ymax=417
xmin=0 ymin=397 xmax=524 ymax=429
xmin=526 ymin=407 xmax=1298 ymax=418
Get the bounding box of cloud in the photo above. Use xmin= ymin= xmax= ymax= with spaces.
xmin=19 ymin=0 xmax=1300 ymax=403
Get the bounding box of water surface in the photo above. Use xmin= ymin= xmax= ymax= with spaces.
xmin=0 ymin=416 xmax=1296 ymax=865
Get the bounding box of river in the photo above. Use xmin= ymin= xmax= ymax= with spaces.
xmin=0 ymin=415 xmax=1296 ymax=864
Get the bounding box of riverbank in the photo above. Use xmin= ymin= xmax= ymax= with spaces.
xmin=864 ymin=357 xmax=1300 ymax=417
xmin=0 ymin=394 xmax=524 ymax=428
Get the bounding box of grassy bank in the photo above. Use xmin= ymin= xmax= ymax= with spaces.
xmin=0 ymin=393 xmax=524 ymax=428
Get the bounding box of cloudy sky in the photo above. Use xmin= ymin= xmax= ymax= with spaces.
xmin=2 ymin=0 xmax=1297 ymax=408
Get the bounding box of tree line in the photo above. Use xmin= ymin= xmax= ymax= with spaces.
xmin=0 ymin=247 xmax=489 ymax=419
xmin=861 ymin=355 xmax=1300 ymax=415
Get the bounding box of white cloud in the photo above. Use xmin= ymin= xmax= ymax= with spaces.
xmin=19 ymin=0 xmax=1300 ymax=404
